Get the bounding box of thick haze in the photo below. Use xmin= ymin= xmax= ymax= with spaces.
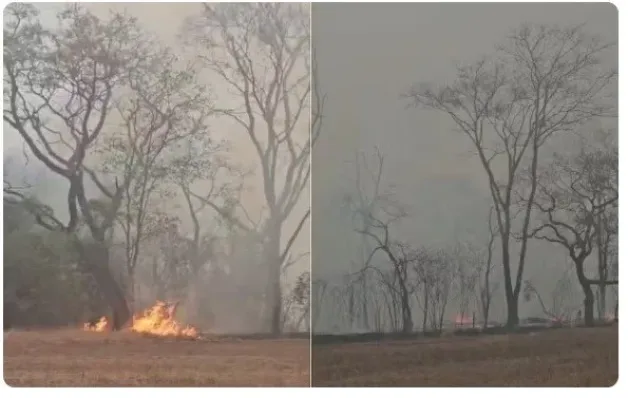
xmin=311 ymin=3 xmax=617 ymax=332
xmin=3 ymin=2 xmax=309 ymax=279
xmin=3 ymin=3 xmax=309 ymax=332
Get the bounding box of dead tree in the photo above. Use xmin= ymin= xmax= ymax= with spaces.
xmin=404 ymin=24 xmax=616 ymax=328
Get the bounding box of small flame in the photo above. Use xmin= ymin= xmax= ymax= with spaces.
xmin=131 ymin=301 xmax=199 ymax=339
xmin=83 ymin=316 xmax=110 ymax=332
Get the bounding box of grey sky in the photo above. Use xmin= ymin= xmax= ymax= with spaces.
xmin=311 ymin=2 xmax=617 ymax=331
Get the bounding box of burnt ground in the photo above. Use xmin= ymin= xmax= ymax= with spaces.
xmin=3 ymin=329 xmax=309 ymax=386
xmin=311 ymin=326 xmax=618 ymax=387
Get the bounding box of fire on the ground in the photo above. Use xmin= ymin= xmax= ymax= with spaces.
xmin=83 ymin=301 xmax=199 ymax=338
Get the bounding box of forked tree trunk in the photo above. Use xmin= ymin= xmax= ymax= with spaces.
xmin=79 ymin=241 xmax=131 ymax=330
xmin=505 ymin=292 xmax=519 ymax=329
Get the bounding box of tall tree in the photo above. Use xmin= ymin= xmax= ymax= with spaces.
xmin=404 ymin=24 xmax=616 ymax=327
xmin=182 ymin=3 xmax=313 ymax=334
xmin=3 ymin=4 xmax=207 ymax=329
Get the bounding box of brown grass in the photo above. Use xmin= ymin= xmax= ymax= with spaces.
xmin=3 ymin=329 xmax=309 ymax=387
xmin=312 ymin=326 xmax=618 ymax=387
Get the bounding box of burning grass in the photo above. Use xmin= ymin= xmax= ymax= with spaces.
xmin=4 ymin=329 xmax=309 ymax=386
xmin=83 ymin=301 xmax=199 ymax=338
xmin=312 ymin=326 xmax=618 ymax=387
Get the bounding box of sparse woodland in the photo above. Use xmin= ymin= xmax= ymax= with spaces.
xmin=3 ymin=3 xmax=313 ymax=334
xmin=2 ymin=5 xmax=618 ymax=337
xmin=312 ymin=24 xmax=617 ymax=334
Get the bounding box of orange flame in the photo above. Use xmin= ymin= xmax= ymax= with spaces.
xmin=82 ymin=301 xmax=199 ymax=339
xmin=131 ymin=301 xmax=199 ymax=339
xmin=83 ymin=316 xmax=110 ymax=332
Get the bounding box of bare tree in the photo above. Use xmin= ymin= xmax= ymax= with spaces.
xmin=420 ymin=247 xmax=456 ymax=333
xmin=282 ymin=270 xmax=310 ymax=332
xmin=474 ymin=206 xmax=500 ymax=329
xmin=3 ymin=5 xmax=204 ymax=329
xmin=345 ymin=148 xmax=418 ymax=334
xmin=404 ymin=24 xmax=616 ymax=328
xmin=528 ymin=138 xmax=618 ymax=326
xmin=587 ymin=131 xmax=618 ymax=321
xmin=182 ymin=3 xmax=312 ymax=335
xmin=311 ymin=278 xmax=328 ymax=332
xmin=451 ymin=244 xmax=480 ymax=328
xmin=523 ymin=265 xmax=578 ymax=325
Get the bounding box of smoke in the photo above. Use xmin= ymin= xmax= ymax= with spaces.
xmin=3 ymin=2 xmax=309 ymax=334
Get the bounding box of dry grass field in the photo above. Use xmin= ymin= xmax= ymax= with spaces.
xmin=312 ymin=326 xmax=618 ymax=387
xmin=3 ymin=329 xmax=309 ymax=387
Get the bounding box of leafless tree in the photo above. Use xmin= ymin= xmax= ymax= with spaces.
xmin=527 ymin=137 xmax=617 ymax=326
xmin=311 ymin=277 xmax=328 ymax=332
xmin=345 ymin=148 xmax=386 ymax=331
xmin=587 ymin=130 xmax=618 ymax=321
xmin=281 ymin=270 xmax=310 ymax=332
xmin=473 ymin=206 xmax=501 ymax=329
xmin=3 ymin=4 xmax=206 ymax=329
xmin=415 ymin=247 xmax=456 ymax=333
xmin=404 ymin=24 xmax=616 ymax=328
xmin=451 ymin=243 xmax=481 ymax=328
xmin=182 ymin=3 xmax=313 ymax=335
xmin=345 ymin=148 xmax=418 ymax=333
xmin=523 ymin=265 xmax=578 ymax=325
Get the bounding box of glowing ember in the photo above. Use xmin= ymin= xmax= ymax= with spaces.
xmin=454 ymin=314 xmax=474 ymax=326
xmin=131 ymin=301 xmax=199 ymax=339
xmin=83 ymin=316 xmax=110 ymax=332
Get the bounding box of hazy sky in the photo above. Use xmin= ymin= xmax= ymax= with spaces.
xmin=3 ymin=3 xmax=310 ymax=283
xmin=311 ymin=2 xmax=617 ymax=329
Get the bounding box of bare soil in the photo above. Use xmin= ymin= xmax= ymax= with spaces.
xmin=3 ymin=329 xmax=309 ymax=387
xmin=311 ymin=326 xmax=618 ymax=387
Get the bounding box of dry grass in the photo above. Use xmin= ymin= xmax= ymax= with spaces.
xmin=312 ymin=326 xmax=618 ymax=387
xmin=3 ymin=329 xmax=309 ymax=387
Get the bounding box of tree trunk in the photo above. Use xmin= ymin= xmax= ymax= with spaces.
xmin=505 ymin=289 xmax=519 ymax=329
xmin=422 ymin=287 xmax=429 ymax=332
xmin=574 ymin=257 xmax=595 ymax=327
xmin=362 ymin=277 xmax=370 ymax=330
xmin=265 ymin=225 xmax=282 ymax=336
xmin=79 ymin=241 xmax=131 ymax=330
xmin=400 ymin=289 xmax=413 ymax=334
xmin=501 ymin=239 xmax=519 ymax=329
xmin=481 ymin=289 xmax=490 ymax=329
xmin=396 ymin=267 xmax=413 ymax=334
xmin=583 ymin=284 xmax=595 ymax=327
xmin=614 ymin=301 xmax=618 ymax=322
xmin=128 ymin=270 xmax=136 ymax=313
xmin=597 ymin=285 xmax=607 ymax=321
